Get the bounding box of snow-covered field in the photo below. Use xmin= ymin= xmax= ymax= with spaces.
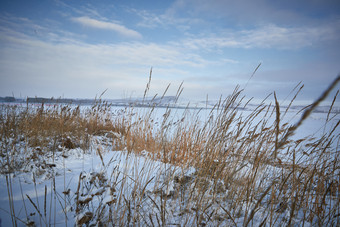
xmin=0 ymin=102 xmax=339 ymax=226
xmin=0 ymin=140 xmax=195 ymax=226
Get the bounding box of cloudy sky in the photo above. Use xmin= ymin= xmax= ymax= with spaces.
xmin=0 ymin=0 xmax=339 ymax=104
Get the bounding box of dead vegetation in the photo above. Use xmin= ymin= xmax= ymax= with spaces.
xmin=0 ymin=74 xmax=339 ymax=226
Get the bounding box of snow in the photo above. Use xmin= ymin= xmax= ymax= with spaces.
xmin=0 ymin=105 xmax=339 ymax=226
xmin=0 ymin=135 xmax=197 ymax=226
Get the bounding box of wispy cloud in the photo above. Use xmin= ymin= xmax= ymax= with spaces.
xmin=0 ymin=20 xmax=234 ymax=98
xmin=178 ymin=22 xmax=340 ymax=50
xmin=1 ymin=3 xmax=339 ymax=103
xmin=132 ymin=3 xmax=340 ymax=50
xmin=71 ymin=16 xmax=142 ymax=39
xmin=169 ymin=0 xmax=340 ymax=27
xmin=240 ymin=23 xmax=339 ymax=49
xmin=132 ymin=7 xmax=204 ymax=32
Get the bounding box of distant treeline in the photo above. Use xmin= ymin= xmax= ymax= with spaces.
xmin=0 ymin=96 xmax=179 ymax=107
xmin=0 ymin=96 xmax=16 ymax=102
xmin=26 ymin=97 xmax=96 ymax=105
xmin=0 ymin=96 xmax=96 ymax=105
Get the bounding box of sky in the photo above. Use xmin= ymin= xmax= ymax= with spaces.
xmin=0 ymin=0 xmax=339 ymax=104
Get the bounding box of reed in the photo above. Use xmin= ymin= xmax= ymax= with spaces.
xmin=0 ymin=74 xmax=339 ymax=226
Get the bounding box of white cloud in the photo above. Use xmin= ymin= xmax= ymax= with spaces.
xmin=169 ymin=0 xmax=340 ymax=27
xmin=178 ymin=22 xmax=340 ymax=50
xmin=133 ymin=9 xmax=164 ymax=29
xmin=0 ymin=24 xmax=230 ymax=98
xmin=1 ymin=11 xmax=339 ymax=102
xmin=132 ymin=7 xmax=204 ymax=33
xmin=71 ymin=16 xmax=142 ymax=39
xmin=131 ymin=4 xmax=340 ymax=50
xmin=240 ymin=23 xmax=339 ymax=49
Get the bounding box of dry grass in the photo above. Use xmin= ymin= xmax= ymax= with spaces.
xmin=1 ymin=74 xmax=339 ymax=226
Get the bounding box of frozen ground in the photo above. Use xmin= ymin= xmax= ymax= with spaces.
xmin=0 ymin=137 xmax=196 ymax=226
xmin=0 ymin=105 xmax=339 ymax=226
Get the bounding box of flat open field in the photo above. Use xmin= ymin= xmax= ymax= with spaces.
xmin=1 ymin=86 xmax=339 ymax=226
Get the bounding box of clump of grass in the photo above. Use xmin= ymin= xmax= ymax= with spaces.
xmin=0 ymin=97 xmax=125 ymax=172
xmin=106 ymin=74 xmax=339 ymax=226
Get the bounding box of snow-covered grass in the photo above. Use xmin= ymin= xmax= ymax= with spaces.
xmin=1 ymin=77 xmax=340 ymax=226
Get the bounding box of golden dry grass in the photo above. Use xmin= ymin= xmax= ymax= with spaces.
xmin=1 ymin=75 xmax=339 ymax=226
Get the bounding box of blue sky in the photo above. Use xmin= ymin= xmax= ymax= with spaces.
xmin=0 ymin=0 xmax=339 ymax=104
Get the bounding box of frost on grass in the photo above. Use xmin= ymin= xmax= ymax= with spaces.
xmin=1 ymin=130 xmax=339 ymax=226
xmin=0 ymin=80 xmax=340 ymax=226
